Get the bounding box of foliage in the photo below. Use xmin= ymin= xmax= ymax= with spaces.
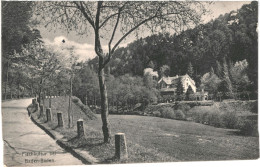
xmin=2 ymin=1 xmax=37 ymax=56
xmin=215 ymin=60 xmax=222 ymax=78
xmin=176 ymin=79 xmax=184 ymax=100
xmin=2 ymin=1 xmax=41 ymax=99
xmin=200 ymin=72 xmax=221 ymax=95
xmin=160 ymin=107 xmax=176 ymax=119
xmin=185 ymin=85 xmax=194 ymax=100
xmin=187 ymin=62 xmax=194 ymax=79
xmin=36 ymin=1 xmax=209 ymax=142
xmin=221 ymin=111 xmax=239 ymax=129
xmin=159 ymin=65 xmax=170 ymax=78
xmin=218 ymin=76 xmax=233 ymax=99
xmin=229 ymin=59 xmax=251 ymax=96
xmin=159 ymin=107 xmax=186 ymax=120
xmin=143 ymin=72 xmax=157 ymax=89
xmin=174 ymin=110 xmax=186 ymax=120
xmin=73 ymin=65 xmax=99 ymax=105
xmin=190 ymin=106 xmax=241 ymax=129
xmin=237 ymin=119 xmax=258 ymax=136
xmin=88 ymin=2 xmax=258 ymax=100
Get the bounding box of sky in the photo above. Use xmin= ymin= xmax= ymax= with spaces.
xmin=38 ymin=1 xmax=252 ymax=62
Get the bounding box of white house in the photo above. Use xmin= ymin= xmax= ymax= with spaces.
xmin=158 ymin=74 xmax=196 ymax=95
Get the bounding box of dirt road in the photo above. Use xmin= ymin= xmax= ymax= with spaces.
xmin=2 ymin=98 xmax=83 ymax=166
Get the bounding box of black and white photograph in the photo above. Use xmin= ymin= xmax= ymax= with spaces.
xmin=1 ymin=0 xmax=259 ymax=166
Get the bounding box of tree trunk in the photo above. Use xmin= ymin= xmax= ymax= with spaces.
xmin=95 ymin=8 xmax=111 ymax=142
xmin=98 ymin=68 xmax=111 ymax=143
xmin=39 ymin=78 xmax=42 ymax=105
xmin=10 ymin=83 xmax=12 ymax=99
xmin=116 ymin=100 xmax=118 ymax=112
xmin=68 ymin=75 xmax=72 ymax=128
xmin=42 ymin=90 xmax=45 ymax=107
xmin=49 ymin=90 xmax=51 ymax=108
xmin=18 ymin=82 xmax=20 ymax=99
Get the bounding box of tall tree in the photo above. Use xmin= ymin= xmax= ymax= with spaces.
xmin=210 ymin=67 xmax=214 ymax=76
xmin=186 ymin=85 xmax=194 ymax=100
xmin=200 ymin=72 xmax=221 ymax=96
xmin=176 ymin=79 xmax=184 ymax=101
xmin=215 ymin=60 xmax=222 ymax=78
xmin=20 ymin=40 xmax=62 ymax=105
xmin=159 ymin=65 xmax=170 ymax=78
xmin=36 ymin=1 xmax=207 ymax=142
xmin=187 ymin=62 xmax=194 ymax=78
xmin=222 ymin=57 xmax=229 ymax=78
xmin=2 ymin=1 xmax=40 ymax=100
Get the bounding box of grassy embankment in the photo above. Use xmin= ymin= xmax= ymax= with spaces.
xmin=144 ymin=100 xmax=258 ymax=136
xmin=31 ymin=97 xmax=259 ymax=163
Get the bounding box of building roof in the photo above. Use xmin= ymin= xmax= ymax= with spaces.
xmin=158 ymin=76 xmax=178 ymax=85
xmin=158 ymin=74 xmax=195 ymax=86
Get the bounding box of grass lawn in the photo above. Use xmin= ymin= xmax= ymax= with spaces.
xmin=33 ymin=97 xmax=259 ymax=163
xmin=87 ymin=115 xmax=259 ymax=162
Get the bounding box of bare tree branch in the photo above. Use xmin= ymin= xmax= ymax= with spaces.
xmin=102 ymin=8 xmax=122 ymax=68
xmin=99 ymin=12 xmax=119 ymax=29
xmin=73 ymin=1 xmax=95 ymax=29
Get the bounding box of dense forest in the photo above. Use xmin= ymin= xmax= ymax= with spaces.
xmin=1 ymin=2 xmax=258 ymax=112
xmin=88 ymin=1 xmax=258 ymax=95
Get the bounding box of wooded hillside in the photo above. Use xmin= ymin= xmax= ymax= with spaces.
xmin=88 ymin=2 xmax=257 ymax=97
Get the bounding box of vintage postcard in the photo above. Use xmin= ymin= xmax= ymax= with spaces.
xmin=1 ymin=0 xmax=259 ymax=166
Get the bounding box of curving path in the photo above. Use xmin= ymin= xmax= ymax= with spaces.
xmin=2 ymin=98 xmax=83 ymax=166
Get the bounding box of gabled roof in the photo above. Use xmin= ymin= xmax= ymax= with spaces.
xmin=158 ymin=76 xmax=178 ymax=85
xmin=180 ymin=74 xmax=196 ymax=85
xmin=158 ymin=74 xmax=195 ymax=86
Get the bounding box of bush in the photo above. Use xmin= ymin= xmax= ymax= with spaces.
xmin=190 ymin=106 xmax=218 ymax=124
xmin=159 ymin=107 xmax=186 ymax=120
xmin=237 ymin=119 xmax=258 ymax=136
xmin=207 ymin=111 xmax=222 ymax=127
xmin=160 ymin=107 xmax=175 ymax=119
xmin=191 ymin=110 xmax=203 ymax=123
xmin=153 ymin=111 xmax=161 ymax=117
xmin=175 ymin=103 xmax=190 ymax=115
xmin=251 ymin=102 xmax=258 ymax=113
xmin=221 ymin=111 xmax=239 ymax=129
xmin=175 ymin=110 xmax=186 ymax=120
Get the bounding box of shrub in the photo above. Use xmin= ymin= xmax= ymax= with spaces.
xmin=207 ymin=111 xmax=222 ymax=127
xmin=191 ymin=110 xmax=204 ymax=123
xmin=251 ymin=102 xmax=258 ymax=113
xmin=237 ymin=119 xmax=258 ymax=136
xmin=175 ymin=110 xmax=186 ymax=120
xmin=175 ymin=103 xmax=190 ymax=115
xmin=221 ymin=111 xmax=239 ymax=129
xmin=153 ymin=111 xmax=161 ymax=117
xmin=160 ymin=107 xmax=175 ymax=119
xmin=190 ymin=106 xmax=217 ymax=124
